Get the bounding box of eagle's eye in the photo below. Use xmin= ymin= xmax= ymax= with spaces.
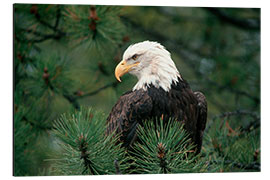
xmin=131 ymin=54 xmax=138 ymax=60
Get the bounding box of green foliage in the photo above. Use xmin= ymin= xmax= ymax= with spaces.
xmin=14 ymin=91 xmax=53 ymax=176
xmin=129 ymin=119 xmax=207 ymax=174
xmin=63 ymin=5 xmax=125 ymax=54
xmin=14 ymin=106 xmax=33 ymax=176
xmin=201 ymin=118 xmax=260 ymax=172
xmin=19 ymin=53 xmax=74 ymax=97
xmin=50 ymin=107 xmax=128 ymax=175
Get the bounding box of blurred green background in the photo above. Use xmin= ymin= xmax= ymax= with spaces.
xmin=14 ymin=4 xmax=260 ymax=175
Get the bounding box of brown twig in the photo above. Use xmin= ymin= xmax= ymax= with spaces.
xmin=77 ymin=81 xmax=118 ymax=99
xmin=62 ymin=81 xmax=119 ymax=110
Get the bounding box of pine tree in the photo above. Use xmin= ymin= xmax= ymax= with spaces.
xmin=14 ymin=4 xmax=260 ymax=176
xmin=14 ymin=4 xmax=128 ymax=175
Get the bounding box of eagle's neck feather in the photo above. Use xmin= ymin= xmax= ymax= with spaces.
xmin=132 ymin=56 xmax=181 ymax=92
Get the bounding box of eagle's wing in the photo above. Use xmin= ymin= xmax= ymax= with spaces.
xmin=106 ymin=90 xmax=153 ymax=147
xmin=194 ymin=91 xmax=207 ymax=153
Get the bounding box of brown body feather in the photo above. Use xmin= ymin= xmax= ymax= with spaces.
xmin=106 ymin=77 xmax=207 ymax=153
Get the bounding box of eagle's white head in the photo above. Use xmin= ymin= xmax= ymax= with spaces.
xmin=115 ymin=41 xmax=181 ymax=92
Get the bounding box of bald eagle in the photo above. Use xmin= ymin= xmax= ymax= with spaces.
xmin=106 ymin=41 xmax=207 ymax=153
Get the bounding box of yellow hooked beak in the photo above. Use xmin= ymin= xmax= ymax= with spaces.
xmin=115 ymin=60 xmax=140 ymax=82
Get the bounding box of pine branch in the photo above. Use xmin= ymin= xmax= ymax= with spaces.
xmin=231 ymin=161 xmax=260 ymax=171
xmin=60 ymin=81 xmax=119 ymax=110
xmin=79 ymin=136 xmax=98 ymax=174
xmin=51 ymin=107 xmax=128 ymax=175
xmin=204 ymin=8 xmax=260 ymax=31
xmin=240 ymin=119 xmax=260 ymax=133
xmin=38 ymin=66 xmax=81 ymax=110
xmin=157 ymin=142 xmax=170 ymax=173
xmin=212 ymin=110 xmax=260 ymax=121
xmin=21 ymin=115 xmax=54 ymax=131
xmin=19 ymin=28 xmax=51 ymax=37
xmin=17 ymin=28 xmax=65 ymax=43
xmin=33 ymin=9 xmax=64 ymax=35
xmin=54 ymin=5 xmax=61 ymax=29
xmin=62 ymin=94 xmax=80 ymax=110
xmin=130 ymin=118 xmax=206 ymax=174
xmin=77 ymin=81 xmax=118 ymax=99
xmin=207 ymin=80 xmax=260 ymax=104
xmin=28 ymin=34 xmax=63 ymax=43
xmin=17 ymin=5 xmax=66 ymax=43
xmin=210 ymin=160 xmax=260 ymax=171
xmin=206 ymin=109 xmax=260 ymax=133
